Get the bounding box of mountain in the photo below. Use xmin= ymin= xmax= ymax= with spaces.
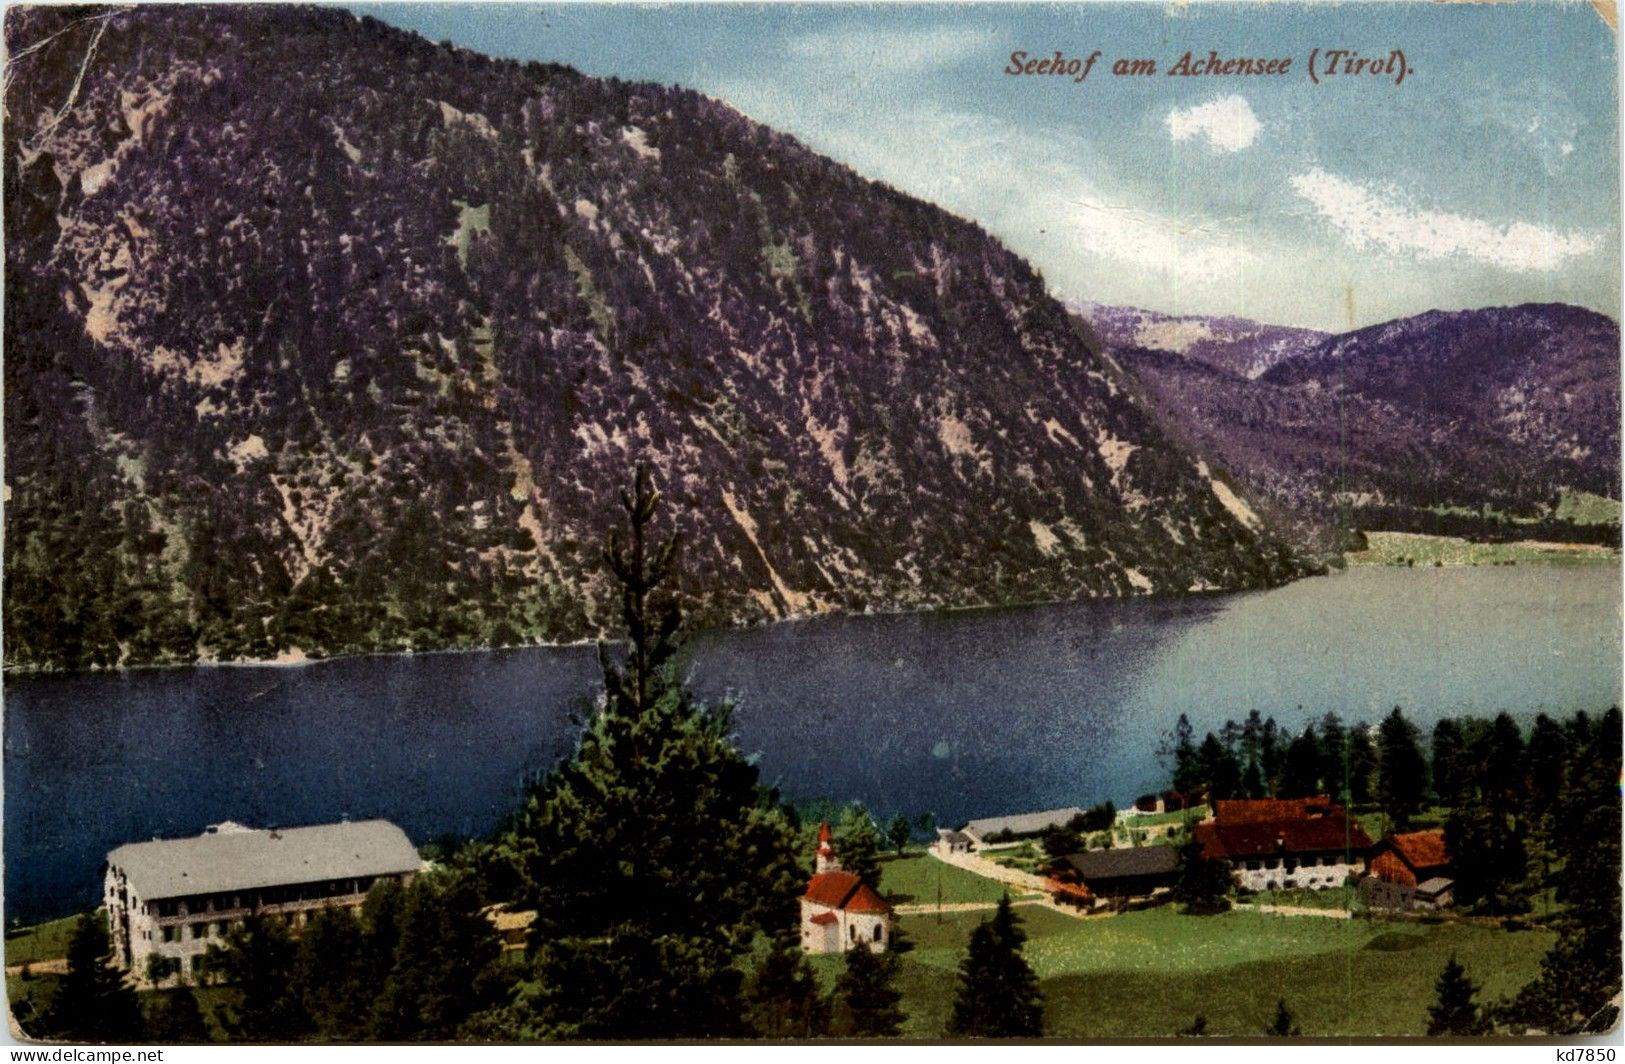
xmin=1081 ymin=303 xmax=1621 ymax=556
xmin=1076 ymin=303 xmax=1327 ymax=380
xmin=2 ymin=6 xmax=1301 ymax=672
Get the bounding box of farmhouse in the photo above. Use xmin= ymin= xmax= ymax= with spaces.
xmin=800 ymin=823 xmax=893 ymax=954
xmin=932 ymin=829 xmax=974 ymax=856
xmin=958 ymin=807 xmax=1086 ymax=849
xmin=1193 ymin=797 xmax=1372 ymax=891
xmin=1363 ymin=829 xmax=1454 ymax=911
xmin=104 ymin=819 xmax=423 ymax=981
xmin=1052 ymin=845 xmax=1180 ymax=906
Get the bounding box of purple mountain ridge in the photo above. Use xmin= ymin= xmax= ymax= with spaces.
xmin=1077 ymin=302 xmax=1621 ymax=557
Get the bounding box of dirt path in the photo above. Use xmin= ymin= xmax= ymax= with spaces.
xmin=929 ymin=847 xmax=1050 ymax=893
xmin=893 ymin=898 xmax=1040 ymax=916
xmin=1244 ymin=903 xmax=1353 ymax=920
xmin=6 ymin=958 xmax=67 ymax=976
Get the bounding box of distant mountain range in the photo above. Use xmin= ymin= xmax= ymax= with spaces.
xmin=1079 ymin=302 xmax=1621 ymax=556
xmin=2 ymin=6 xmax=1304 ymax=672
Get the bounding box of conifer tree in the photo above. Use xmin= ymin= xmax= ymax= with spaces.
xmin=1266 ymin=999 xmax=1301 ymax=1037
xmin=947 ymin=896 xmax=1044 ymax=1038
xmin=744 ymin=934 xmax=829 ymax=1039
xmin=1346 ymin=722 xmax=1377 ymax=805
xmin=490 ymin=468 xmax=803 ymax=1039
xmin=831 ymin=941 xmax=904 ymax=1037
xmin=1522 ymin=713 xmax=1568 ymax=818
xmin=1198 ymin=732 xmax=1242 ymax=800
xmin=1318 ymin=712 xmax=1347 ymax=800
xmin=41 ymin=913 xmax=144 ymax=1043
xmin=1430 ymin=718 xmax=1468 ymax=808
xmin=1377 ymin=707 xmax=1426 ymax=829
xmin=1279 ymin=725 xmax=1321 ymax=798
xmin=205 ymin=915 xmax=308 ymax=1041
xmin=1164 ymin=713 xmax=1201 ymax=793
xmin=1427 ymin=955 xmax=1489 ymax=1035
xmin=292 ymin=907 xmax=369 ymax=1039
xmin=360 ymin=878 xmax=407 ymax=990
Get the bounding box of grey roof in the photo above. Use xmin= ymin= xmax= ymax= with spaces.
xmin=107 ymin=820 xmax=422 ymax=900
xmin=1063 ymin=845 xmax=1180 ymax=880
xmin=962 ymin=807 xmax=1086 ymax=839
xmin=1416 ymin=877 xmax=1455 ymax=895
xmin=937 ymin=830 xmax=973 ymax=845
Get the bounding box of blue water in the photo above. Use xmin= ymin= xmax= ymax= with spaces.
xmin=4 ymin=565 xmax=1619 ymax=923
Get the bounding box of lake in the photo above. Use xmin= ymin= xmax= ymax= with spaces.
xmin=4 ymin=564 xmax=1619 ymax=923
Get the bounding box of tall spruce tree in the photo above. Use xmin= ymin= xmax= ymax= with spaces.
xmin=831 ymin=942 xmax=904 ymax=1037
xmin=947 ymin=896 xmax=1044 ymax=1038
xmin=1523 ymin=713 xmax=1568 ymax=818
xmin=490 ymin=468 xmax=803 ymax=1039
xmin=1318 ymin=712 xmax=1347 ymax=801
xmin=1427 ymin=955 xmax=1489 ymax=1035
xmin=1484 ymin=712 xmax=1526 ymax=818
xmin=41 ymin=913 xmax=144 ymax=1043
xmin=1377 ymin=707 xmax=1427 ymax=829
xmin=1430 ymin=718 xmax=1468 ymax=808
xmin=1165 ymin=713 xmax=1201 ymax=792
xmin=1280 ymin=725 xmax=1322 ymax=798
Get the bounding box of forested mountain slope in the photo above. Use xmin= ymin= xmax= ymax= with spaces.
xmin=3 ymin=6 xmax=1300 ymax=671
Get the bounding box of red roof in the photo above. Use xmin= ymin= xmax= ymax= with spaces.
xmin=809 ymin=911 xmax=837 ymax=926
xmin=817 ymin=822 xmax=833 ymax=843
xmin=1211 ymin=797 xmax=1336 ymax=825
xmin=1195 ymin=816 xmax=1373 ymax=860
xmin=1387 ymin=829 xmax=1450 ymax=873
xmin=803 ymin=871 xmax=893 ymax=914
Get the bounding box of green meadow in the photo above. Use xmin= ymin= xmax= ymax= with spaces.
xmin=816 ymin=903 xmax=1553 ymax=1038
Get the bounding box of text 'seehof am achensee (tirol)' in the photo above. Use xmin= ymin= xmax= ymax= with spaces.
xmin=1005 ymin=48 xmax=1411 ymax=85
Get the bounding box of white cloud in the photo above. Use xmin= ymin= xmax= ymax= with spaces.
xmin=1290 ymin=168 xmax=1599 ymax=274
xmin=1165 ymin=95 xmax=1260 ymax=153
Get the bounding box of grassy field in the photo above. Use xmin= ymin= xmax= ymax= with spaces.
xmin=5 ymin=915 xmax=81 ymax=968
xmin=825 ymin=905 xmax=1555 ymax=1038
xmin=1348 ymin=531 xmax=1619 ymax=568
xmin=1555 ymin=489 xmax=1623 ymax=526
xmin=1118 ymin=805 xmax=1208 ymax=828
xmin=877 ymin=853 xmax=1033 ymax=906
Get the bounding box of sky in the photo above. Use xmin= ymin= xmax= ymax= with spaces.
xmin=363 ymin=2 xmax=1620 ymax=331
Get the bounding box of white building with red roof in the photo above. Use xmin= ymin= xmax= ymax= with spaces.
xmin=799 ymin=822 xmax=894 ymax=955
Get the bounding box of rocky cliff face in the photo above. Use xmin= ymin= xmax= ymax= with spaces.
xmin=3 ymin=6 xmax=1300 ymax=671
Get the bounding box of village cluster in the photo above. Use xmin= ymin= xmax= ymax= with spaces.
xmin=100 ymin=791 xmax=1454 ymax=980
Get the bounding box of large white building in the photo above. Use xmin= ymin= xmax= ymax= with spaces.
xmin=1192 ymin=798 xmax=1373 ymax=893
xmin=799 ymin=823 xmax=893 ymax=955
xmin=104 ymin=819 xmax=423 ymax=981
